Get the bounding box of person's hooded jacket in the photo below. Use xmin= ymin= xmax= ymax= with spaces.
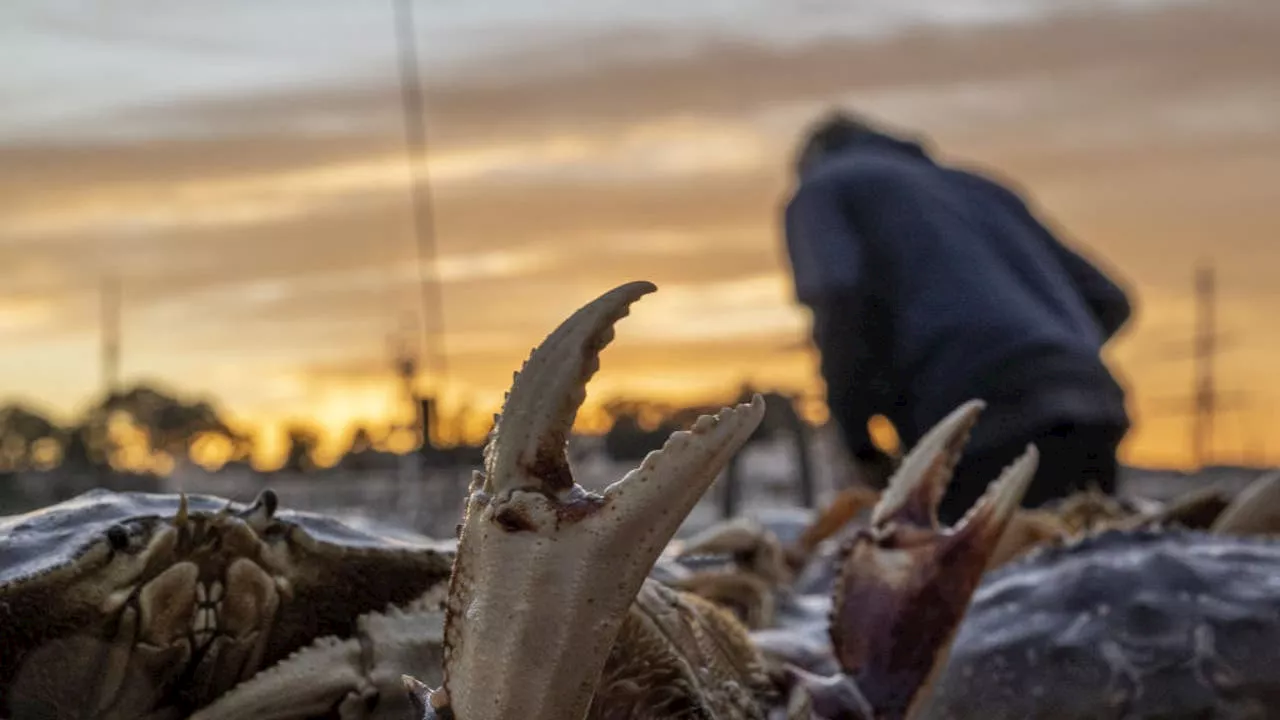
xmin=783 ymin=129 xmax=1132 ymax=461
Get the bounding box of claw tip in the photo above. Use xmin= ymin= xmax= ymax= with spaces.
xmin=173 ymin=492 xmax=190 ymax=529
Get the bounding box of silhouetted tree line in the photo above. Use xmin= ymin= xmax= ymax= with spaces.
xmin=0 ymin=382 xmax=809 ymax=480
xmin=0 ymin=383 xmax=253 ymax=476
xmin=599 ymin=387 xmax=817 ymax=515
xmin=0 ymin=382 xmax=490 ymax=478
xmin=600 ymin=389 xmax=812 ymax=461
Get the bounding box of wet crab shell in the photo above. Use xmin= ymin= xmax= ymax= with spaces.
xmin=922 ymin=528 xmax=1280 ymax=719
xmin=0 ymin=487 xmax=455 ymax=718
xmin=0 ymin=489 xmax=452 ymax=585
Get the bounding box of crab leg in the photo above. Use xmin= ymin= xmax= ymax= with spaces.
xmin=792 ymin=485 xmax=881 ymax=560
xmin=1211 ymin=470 xmax=1280 ymax=536
xmin=407 ymin=281 xmax=766 ymax=720
xmin=829 ymin=401 xmax=1038 ymax=720
xmin=674 ymin=516 xmax=792 ymax=587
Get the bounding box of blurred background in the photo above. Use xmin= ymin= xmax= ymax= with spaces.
xmin=1 ymin=0 xmax=1277 ymax=534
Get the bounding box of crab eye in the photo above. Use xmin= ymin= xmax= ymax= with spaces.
xmin=259 ymin=488 xmax=279 ymax=516
xmin=106 ymin=524 xmax=130 ymax=551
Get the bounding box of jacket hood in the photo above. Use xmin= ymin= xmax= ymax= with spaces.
xmin=803 ymin=129 xmax=932 ymax=178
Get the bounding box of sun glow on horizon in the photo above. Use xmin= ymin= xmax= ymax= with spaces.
xmin=2 ymin=1 xmax=1278 ymax=475
xmin=0 ymin=263 xmax=1274 ymax=474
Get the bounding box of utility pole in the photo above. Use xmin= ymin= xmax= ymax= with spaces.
xmin=1145 ymin=260 xmax=1242 ymax=471
xmin=392 ymin=0 xmax=448 ymax=392
xmin=1192 ymin=261 xmax=1215 ymax=468
xmin=389 ymin=321 xmax=425 ymax=449
xmin=101 ymin=276 xmax=121 ymax=395
xmin=389 ymin=324 xmax=425 ymax=489
xmin=392 ymin=0 xmax=449 ymax=470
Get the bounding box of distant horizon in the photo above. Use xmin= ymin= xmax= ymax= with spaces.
xmin=4 ymin=371 xmax=1277 ymax=477
xmin=0 ymin=369 xmax=825 ymax=470
xmin=5 ymin=369 xmax=1276 ymax=475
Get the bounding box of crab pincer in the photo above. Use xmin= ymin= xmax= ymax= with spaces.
xmin=828 ymin=401 xmax=1038 ymax=720
xmin=405 ymin=281 xmax=766 ymax=720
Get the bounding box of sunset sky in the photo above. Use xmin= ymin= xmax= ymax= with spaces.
xmin=1 ymin=0 xmax=1277 ymax=468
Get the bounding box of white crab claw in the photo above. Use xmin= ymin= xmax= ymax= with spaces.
xmin=479 ymin=281 xmax=655 ymax=497
xmin=420 ymin=281 xmax=766 ymax=720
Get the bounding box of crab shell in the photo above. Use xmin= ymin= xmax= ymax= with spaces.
xmin=923 ymin=528 xmax=1280 ymax=719
xmin=0 ymin=488 xmax=454 ymax=718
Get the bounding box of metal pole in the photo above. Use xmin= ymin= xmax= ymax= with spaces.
xmin=101 ymin=276 xmax=121 ymax=395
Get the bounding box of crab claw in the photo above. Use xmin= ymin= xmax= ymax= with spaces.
xmin=783 ymin=665 xmax=874 ymax=720
xmin=415 ymin=281 xmax=767 ymax=720
xmin=403 ymin=675 xmax=442 ymax=719
xmin=675 ymin=516 xmax=791 ymax=587
xmin=829 ymin=401 xmax=1038 ymax=720
xmin=792 ymin=485 xmax=881 ymax=561
xmin=1211 ymin=470 xmax=1280 ymax=536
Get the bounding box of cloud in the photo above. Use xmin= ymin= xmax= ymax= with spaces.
xmin=622 ymin=274 xmax=807 ymax=342
xmin=0 ymin=119 xmax=774 ymax=247
xmin=0 ymin=0 xmax=1220 ymax=139
xmin=0 ymin=0 xmax=1277 ymax=467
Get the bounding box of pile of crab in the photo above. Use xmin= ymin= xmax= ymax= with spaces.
xmin=2 ymin=281 xmax=1279 ymax=720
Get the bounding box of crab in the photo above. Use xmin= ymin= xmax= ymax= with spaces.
xmin=922 ymin=527 xmax=1280 ymax=718
xmin=789 ymin=485 xmax=881 ymax=565
xmin=667 ymin=453 xmax=1280 ymax=716
xmin=662 ymin=516 xmax=797 ymax=630
xmin=0 ymin=486 xmax=455 ymax=718
xmin=665 ymin=484 xmax=880 ymax=623
xmin=12 ymin=278 xmax=1270 ymax=719
xmin=720 ymin=459 xmax=1280 ymax=590
xmin=986 ymin=469 xmax=1280 ymax=570
xmin=1208 ymin=470 xmax=1280 ymax=537
xmin=399 ymin=280 xmax=1037 ymax=720
xmin=657 ymin=481 xmax=1280 ymax=719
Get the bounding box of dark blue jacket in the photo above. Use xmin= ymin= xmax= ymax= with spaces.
xmin=783 ymin=132 xmax=1132 ymax=458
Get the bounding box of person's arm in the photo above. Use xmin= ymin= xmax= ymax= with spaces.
xmin=985 ymin=174 xmax=1134 ymax=340
xmin=812 ymin=293 xmax=896 ymax=488
xmin=782 ymin=175 xmax=892 ymax=476
xmin=1010 ymin=188 xmax=1133 ymax=339
xmin=1052 ymin=240 xmax=1133 ymax=340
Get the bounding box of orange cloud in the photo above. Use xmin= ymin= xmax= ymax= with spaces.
xmin=0 ymin=0 xmax=1277 ymax=471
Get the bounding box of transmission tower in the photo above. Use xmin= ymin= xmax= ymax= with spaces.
xmin=101 ymin=276 xmax=121 ymax=396
xmin=1191 ymin=262 xmax=1216 ymax=467
xmin=388 ymin=320 xmax=426 ymax=449
xmin=1146 ymin=260 xmax=1244 ymax=469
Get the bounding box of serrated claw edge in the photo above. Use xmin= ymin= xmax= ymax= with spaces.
xmin=831 ymin=402 xmax=1038 ymax=720
xmin=481 ymin=280 xmax=656 ymax=497
xmin=406 ymin=282 xmax=766 ymax=720
xmin=871 ymin=399 xmax=984 ymax=529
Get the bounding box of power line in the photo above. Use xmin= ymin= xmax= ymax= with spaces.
xmin=392 ymin=0 xmax=448 ymax=393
